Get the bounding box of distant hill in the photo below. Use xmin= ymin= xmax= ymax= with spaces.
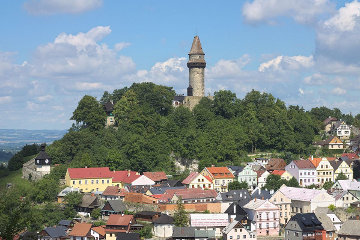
xmin=0 ymin=129 xmax=67 ymax=154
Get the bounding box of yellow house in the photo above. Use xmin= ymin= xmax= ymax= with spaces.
xmin=269 ymin=185 xmax=292 ymax=225
xmin=200 ymin=166 xmax=234 ymax=192
xmin=330 ymin=160 xmax=353 ymax=181
xmin=181 ymin=172 xmax=214 ymax=190
xmin=65 ymin=167 xmax=113 ymax=192
xmin=281 ymin=171 xmax=293 ymax=181
xmin=315 ymin=158 xmax=334 ymax=185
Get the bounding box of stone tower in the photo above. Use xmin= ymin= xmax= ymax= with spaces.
xmin=187 ymin=36 xmax=206 ymax=97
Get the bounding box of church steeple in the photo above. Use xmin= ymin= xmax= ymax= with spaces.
xmin=187 ymin=36 xmax=206 ymax=97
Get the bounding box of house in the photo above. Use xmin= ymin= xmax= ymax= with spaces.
xmin=200 ymin=166 xmax=235 ymax=192
xmin=134 ymin=211 xmax=161 ymax=222
xmin=57 ymin=187 xmax=80 ymax=203
xmin=324 ymin=117 xmax=338 ymax=133
xmin=58 ymin=220 xmax=73 ymax=229
xmin=222 ymin=220 xmax=256 ymax=240
xmin=338 ymin=219 xmax=360 ymax=240
xmin=333 ymin=190 xmax=359 ymax=208
xmin=91 ymin=226 xmax=105 ymax=240
xmin=159 ymin=179 xmax=184 ymax=187
xmin=255 ymin=170 xmax=270 ymax=189
xmin=341 ymin=153 xmax=359 ymax=160
xmin=243 ymin=198 xmax=280 ymax=236
xmin=146 ymin=186 xmax=185 ymax=196
xmin=331 ymin=179 xmax=360 ymax=192
xmin=143 ymin=171 xmax=167 ymax=184
xmin=269 ymin=185 xmax=293 ymax=225
xmin=168 ymin=188 xmax=218 ymax=204
xmin=105 ymin=214 xmax=134 ymax=240
xmin=68 ymin=223 xmax=93 ymax=240
xmin=218 ymin=190 xmax=252 ymax=206
xmin=65 ymin=167 xmax=113 ymax=192
xmin=115 ymin=232 xmax=140 ymax=240
xmin=76 ymin=194 xmax=100 ymax=215
xmin=101 ymin=186 xmax=127 ymax=201
xmin=39 ymin=226 xmax=68 ymax=240
xmin=237 ymin=165 xmax=258 ymax=190
xmin=112 ymin=170 xmax=155 ymax=187
xmin=314 ymin=158 xmax=335 ymax=185
xmin=254 ymin=158 xmax=270 ymax=167
xmin=330 ymin=159 xmax=353 ymax=181
xmin=182 ymin=172 xmax=214 ymax=190
xmin=277 ymin=186 xmax=335 ymax=214
xmin=123 ymin=192 xmax=158 ymax=204
xmin=103 ymin=101 xmax=115 ymax=127
xmin=314 ymin=136 xmax=344 ymax=149
xmin=172 ymin=227 xmax=216 ymax=240
xmin=101 ymin=200 xmax=127 ymax=216
xmin=281 ymin=171 xmax=294 ymax=181
xmin=331 ymin=121 xmax=351 ymax=140
xmin=225 ymin=202 xmax=250 ymax=223
xmin=153 ymin=214 xmax=174 ymax=238
xmin=315 ymin=207 xmax=341 ymax=239
xmin=285 ymin=160 xmax=317 ymax=187
xmin=22 ymin=144 xmax=52 ymax=181
xmin=190 ymin=213 xmax=229 ymax=238
xmin=266 ymin=158 xmax=287 ymax=173
xmin=251 ymin=188 xmax=272 ymax=200
xmin=284 ymin=213 xmax=325 ymax=240
xmin=227 ymin=166 xmax=244 ymax=178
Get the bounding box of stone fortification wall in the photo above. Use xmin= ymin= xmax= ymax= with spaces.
xmin=22 ymin=159 xmax=50 ymax=181
xmin=189 ymin=68 xmax=205 ymax=97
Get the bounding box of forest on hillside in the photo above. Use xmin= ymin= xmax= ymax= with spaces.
xmin=7 ymin=82 xmax=360 ymax=175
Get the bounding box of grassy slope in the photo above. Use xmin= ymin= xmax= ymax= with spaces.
xmin=0 ymin=169 xmax=32 ymax=191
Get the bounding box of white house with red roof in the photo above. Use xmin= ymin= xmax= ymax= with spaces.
xmin=200 ymin=166 xmax=235 ymax=192
xmin=112 ymin=170 xmax=155 ymax=187
xmin=143 ymin=171 xmax=167 ymax=184
xmin=181 ymin=172 xmax=214 ymax=190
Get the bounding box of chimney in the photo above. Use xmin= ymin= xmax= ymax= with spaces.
xmin=234 ymin=204 xmax=236 ymax=214
xmin=127 ymin=170 xmax=131 ymax=177
xmin=211 ymin=165 xmax=215 ymax=167
xmin=261 ymin=197 xmax=264 ymax=200
xmin=311 ymin=155 xmax=314 ymax=160
xmin=254 ymin=198 xmax=257 ymax=202
xmin=85 ymin=166 xmax=87 ymax=168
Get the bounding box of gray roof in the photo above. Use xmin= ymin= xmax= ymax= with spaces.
xmin=189 ymin=36 xmax=205 ymax=55
xmin=107 ymin=200 xmax=127 ymax=212
xmin=115 ymin=232 xmax=140 ymax=240
xmin=194 ymin=229 xmax=215 ymax=238
xmin=153 ymin=214 xmax=174 ymax=224
xmin=57 ymin=187 xmax=79 ymax=197
xmin=219 ymin=190 xmax=251 ymax=205
xmin=148 ymin=186 xmax=185 ymax=195
xmin=338 ymin=220 xmax=360 ymax=236
xmin=251 ymin=188 xmax=272 ymax=200
xmin=44 ymin=226 xmax=67 ymax=238
xmin=35 ymin=144 xmax=51 ymax=160
xmin=225 ymin=202 xmax=247 ymax=217
xmin=287 ymin=213 xmax=324 ymax=232
xmin=79 ymin=194 xmax=98 ymax=208
xmin=314 ymin=212 xmax=336 ymax=232
xmin=227 ymin=166 xmax=244 ymax=177
xmin=173 ymin=227 xmax=195 ymax=238
xmin=58 ymin=220 xmax=72 ymax=227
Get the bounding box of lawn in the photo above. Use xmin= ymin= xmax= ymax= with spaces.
xmin=0 ymin=169 xmax=32 ymax=191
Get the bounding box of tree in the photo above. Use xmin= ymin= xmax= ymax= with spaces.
xmin=213 ymin=90 xmax=237 ymax=119
xmin=228 ymin=180 xmax=248 ymax=190
xmin=336 ymin=172 xmax=348 ymax=181
xmin=71 ymin=95 xmax=106 ymax=131
xmin=137 ymin=224 xmax=153 ymax=238
xmin=0 ymin=190 xmax=32 ymax=240
xmin=264 ymin=174 xmax=286 ymax=191
xmin=91 ymin=208 xmax=101 ymax=220
xmin=174 ymin=198 xmax=188 ymax=227
xmin=322 ymin=181 xmax=333 ymax=190
xmin=63 ymin=192 xmax=82 ymax=207
xmin=287 ymin=177 xmax=300 ymax=188
xmin=328 ymin=204 xmax=336 ymax=212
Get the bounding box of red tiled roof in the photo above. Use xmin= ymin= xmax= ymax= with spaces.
xmin=159 ymin=188 xmax=217 ymax=202
xmin=272 ymin=170 xmax=285 ymax=176
xmin=124 ymin=192 xmax=158 ymax=204
xmin=182 ymin=172 xmax=199 ymax=184
xmin=293 ymin=159 xmax=315 ymax=169
xmin=327 ymin=157 xmax=337 ymax=161
xmin=266 ymin=158 xmax=286 ymax=171
xmin=342 ymin=153 xmax=359 ymax=159
xmin=256 ymin=170 xmax=266 ymax=178
xmin=69 ymin=223 xmax=92 ymax=237
xmin=206 ymin=167 xmax=234 ymax=179
xmin=143 ymin=172 xmax=167 ymax=182
xmin=91 ymin=226 xmax=106 ymax=236
xmin=67 ymin=167 xmax=112 ymax=179
xmin=309 ymin=157 xmax=322 ymax=168
xmin=204 ymin=176 xmax=212 ymax=183
xmin=106 ymin=214 xmax=133 ymax=226
xmin=102 ymin=186 xmax=128 ymax=196
xmin=112 ymin=171 xmax=140 ymax=183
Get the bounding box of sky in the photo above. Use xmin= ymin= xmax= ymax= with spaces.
xmin=1 ymin=0 xmax=360 ymax=130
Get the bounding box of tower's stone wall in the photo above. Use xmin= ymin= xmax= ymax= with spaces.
xmin=189 ymin=68 xmax=205 ymax=97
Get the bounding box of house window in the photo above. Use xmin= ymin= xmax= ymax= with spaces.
xmin=243 ymin=235 xmax=246 ymax=239
xmin=79 ymin=180 xmax=81 ymax=184
xmin=96 ymin=180 xmax=99 ymax=184
xmin=91 ymin=180 xmax=94 ymax=184
xmin=102 ymin=180 xmax=104 ymax=184
xmin=235 ymin=229 xmax=237 ymax=232
xmin=107 ymin=180 xmax=110 ymax=183
xmin=230 ymin=236 xmax=233 ymax=239
xmin=73 ymin=180 xmax=75 ymax=185
xmin=85 ymin=180 xmax=87 ymax=184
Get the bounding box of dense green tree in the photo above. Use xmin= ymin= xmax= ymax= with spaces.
xmin=322 ymin=181 xmax=334 ymax=190
xmin=32 ymin=176 xmax=60 ymax=203
xmin=174 ymin=198 xmax=189 ymax=227
xmin=71 ymin=95 xmax=106 ymax=131
xmin=228 ymin=180 xmax=248 ymax=190
xmin=137 ymin=224 xmax=153 ymax=238
xmin=100 ymin=91 xmax=112 ymax=104
xmin=213 ymin=90 xmax=237 ymax=119
xmin=64 ymin=192 xmax=82 ymax=207
xmin=287 ymin=177 xmax=300 ymax=188
xmin=91 ymin=208 xmax=101 ymax=220
xmin=8 ymin=144 xmax=40 ymax=171
xmin=336 ymin=172 xmax=348 ymax=181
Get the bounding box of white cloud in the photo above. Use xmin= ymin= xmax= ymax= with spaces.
xmin=0 ymin=96 xmax=12 ymax=104
xmin=242 ymin=0 xmax=333 ymax=24
xmin=24 ymin=0 xmax=102 ymax=15
xmin=207 ymin=56 xmax=251 ymax=79
xmin=36 ymin=95 xmax=53 ymax=102
xmin=259 ymin=55 xmax=314 ymax=72
xmin=324 ymin=1 xmax=360 ymax=31
xmin=298 ymin=88 xmax=305 ymax=95
xmin=115 ymin=42 xmax=131 ymax=51
xmin=74 ymin=82 xmax=106 ymax=91
xmin=332 ymin=87 xmax=347 ymax=95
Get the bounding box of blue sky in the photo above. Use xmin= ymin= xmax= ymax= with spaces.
xmin=0 ymin=0 xmax=360 ymax=130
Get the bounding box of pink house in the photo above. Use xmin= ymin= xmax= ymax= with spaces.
xmin=243 ymin=198 xmax=279 ymax=236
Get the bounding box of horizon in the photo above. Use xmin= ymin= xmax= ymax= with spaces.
xmin=1 ymin=0 xmax=360 ymax=129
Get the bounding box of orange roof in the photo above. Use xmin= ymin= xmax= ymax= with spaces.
xmin=106 ymin=214 xmax=133 ymax=226
xmin=327 ymin=157 xmax=337 ymax=161
xmin=124 ymin=192 xmax=158 ymax=204
xmin=206 ymin=167 xmax=234 ymax=179
xmin=91 ymin=226 xmax=106 ymax=236
xmin=112 ymin=170 xmax=140 ymax=183
xmin=272 ymin=170 xmax=285 ymax=176
xmin=143 ymin=172 xmax=167 ymax=182
xmin=309 ymin=157 xmax=322 ymax=167
xmin=69 ymin=223 xmax=92 ymax=237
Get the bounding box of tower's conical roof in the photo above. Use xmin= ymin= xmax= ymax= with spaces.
xmin=189 ymin=36 xmax=205 ymax=55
